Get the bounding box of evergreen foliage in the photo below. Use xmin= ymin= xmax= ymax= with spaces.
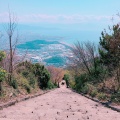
xmin=99 ymin=24 xmax=120 ymax=68
xmin=70 ymin=24 xmax=120 ymax=103
xmin=33 ymin=63 xmax=50 ymax=89
xmin=63 ymin=74 xmax=70 ymax=88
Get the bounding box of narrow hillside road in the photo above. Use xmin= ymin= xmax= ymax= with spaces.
xmin=0 ymin=87 xmax=120 ymax=120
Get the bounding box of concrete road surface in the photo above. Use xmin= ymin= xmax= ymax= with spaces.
xmin=0 ymin=87 xmax=120 ymax=120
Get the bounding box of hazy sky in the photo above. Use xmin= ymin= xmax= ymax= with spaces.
xmin=0 ymin=0 xmax=120 ymax=23
xmin=0 ymin=0 xmax=120 ymax=44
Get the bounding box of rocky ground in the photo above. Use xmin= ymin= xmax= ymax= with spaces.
xmin=0 ymin=85 xmax=120 ymax=120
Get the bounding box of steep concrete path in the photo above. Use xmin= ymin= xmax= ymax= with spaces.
xmin=0 ymin=87 xmax=120 ymax=120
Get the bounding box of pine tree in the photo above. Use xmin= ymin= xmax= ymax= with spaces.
xmin=99 ymin=24 xmax=120 ymax=69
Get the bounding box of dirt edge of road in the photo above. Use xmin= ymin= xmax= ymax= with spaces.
xmin=72 ymin=89 xmax=120 ymax=112
xmin=0 ymin=88 xmax=120 ymax=113
xmin=0 ymin=89 xmax=55 ymax=110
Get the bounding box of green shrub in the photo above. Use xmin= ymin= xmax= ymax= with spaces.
xmin=63 ymin=74 xmax=70 ymax=88
xmin=90 ymin=89 xmax=98 ymax=97
xmin=28 ymin=74 xmax=36 ymax=88
xmin=97 ymin=93 xmax=107 ymax=100
xmin=89 ymin=65 xmax=108 ymax=83
xmin=33 ymin=63 xmax=50 ymax=89
xmin=39 ymin=69 xmax=50 ymax=89
xmin=0 ymin=68 xmax=6 ymax=82
xmin=47 ymin=80 xmax=57 ymax=89
xmin=22 ymin=70 xmax=29 ymax=77
xmin=111 ymin=92 xmax=120 ymax=103
xmin=74 ymin=74 xmax=88 ymax=91
xmin=80 ymin=84 xmax=89 ymax=94
xmin=111 ymin=97 xmax=120 ymax=103
xmin=17 ymin=62 xmax=51 ymax=90
xmin=29 ymin=78 xmax=36 ymax=88
xmin=19 ymin=77 xmax=31 ymax=93
xmin=10 ymin=79 xmax=18 ymax=89
xmin=0 ymin=68 xmax=6 ymax=95
xmin=69 ymin=79 xmax=75 ymax=89
xmin=24 ymin=84 xmax=31 ymax=93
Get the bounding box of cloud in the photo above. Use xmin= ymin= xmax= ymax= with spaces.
xmin=0 ymin=12 xmax=116 ymax=24
xmin=19 ymin=14 xmax=113 ymax=24
xmin=0 ymin=12 xmax=9 ymax=22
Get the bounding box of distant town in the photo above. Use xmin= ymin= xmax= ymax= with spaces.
xmin=17 ymin=40 xmax=73 ymax=67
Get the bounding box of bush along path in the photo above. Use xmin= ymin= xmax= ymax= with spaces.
xmin=0 ymin=87 xmax=120 ymax=120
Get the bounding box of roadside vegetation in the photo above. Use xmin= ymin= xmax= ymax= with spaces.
xmin=68 ymin=24 xmax=120 ymax=104
xmin=0 ymin=12 xmax=63 ymax=102
xmin=0 ymin=57 xmax=61 ymax=102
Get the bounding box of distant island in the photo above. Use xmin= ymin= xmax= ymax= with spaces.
xmin=17 ymin=40 xmax=73 ymax=67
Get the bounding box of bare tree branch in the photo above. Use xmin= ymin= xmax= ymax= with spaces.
xmin=69 ymin=41 xmax=98 ymax=75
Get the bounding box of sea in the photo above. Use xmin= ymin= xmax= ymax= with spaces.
xmin=0 ymin=23 xmax=102 ymax=67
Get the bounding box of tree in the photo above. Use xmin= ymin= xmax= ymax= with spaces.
xmin=70 ymin=41 xmax=98 ymax=75
xmin=4 ymin=11 xmax=17 ymax=82
xmin=99 ymin=24 xmax=120 ymax=92
xmin=99 ymin=24 xmax=120 ymax=69
xmin=63 ymin=74 xmax=70 ymax=88
xmin=33 ymin=63 xmax=50 ymax=89
xmin=47 ymin=66 xmax=64 ymax=86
